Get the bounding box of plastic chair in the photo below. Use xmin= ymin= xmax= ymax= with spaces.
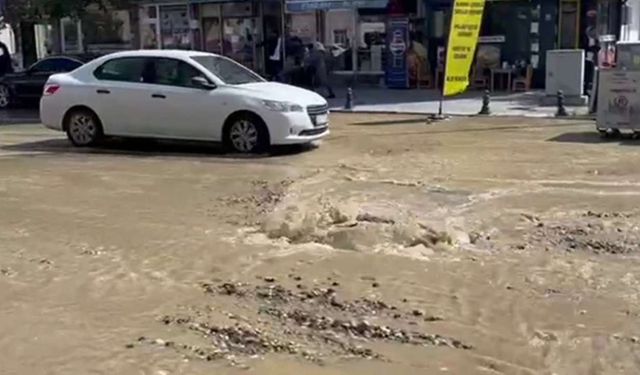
xmin=512 ymin=65 xmax=533 ymax=92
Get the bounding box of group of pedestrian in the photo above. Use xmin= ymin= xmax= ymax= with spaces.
xmin=264 ymin=33 xmax=335 ymax=99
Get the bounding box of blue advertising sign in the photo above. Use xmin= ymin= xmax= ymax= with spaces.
xmin=385 ymin=17 xmax=409 ymax=89
xmin=286 ymin=0 xmax=388 ymax=13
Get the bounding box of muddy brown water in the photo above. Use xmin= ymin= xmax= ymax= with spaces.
xmin=1 ymin=115 xmax=640 ymax=374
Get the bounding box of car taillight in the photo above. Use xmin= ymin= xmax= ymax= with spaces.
xmin=43 ymin=84 xmax=60 ymax=96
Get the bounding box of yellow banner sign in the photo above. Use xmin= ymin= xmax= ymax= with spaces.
xmin=444 ymin=0 xmax=486 ymax=96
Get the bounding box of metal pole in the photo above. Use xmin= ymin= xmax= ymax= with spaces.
xmin=281 ymin=0 xmax=287 ymax=74
xmin=438 ymin=10 xmax=452 ymax=118
xmin=352 ymin=5 xmax=358 ymax=84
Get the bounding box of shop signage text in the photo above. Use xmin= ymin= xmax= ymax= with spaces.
xmin=285 ymin=0 xmax=388 ymax=13
xmin=444 ymin=0 xmax=486 ymax=96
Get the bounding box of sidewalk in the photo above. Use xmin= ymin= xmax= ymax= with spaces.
xmin=326 ymin=87 xmax=590 ymax=118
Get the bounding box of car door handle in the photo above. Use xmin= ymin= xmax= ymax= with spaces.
xmin=151 ymin=93 xmax=166 ymax=99
xmin=96 ymin=89 xmax=110 ymax=94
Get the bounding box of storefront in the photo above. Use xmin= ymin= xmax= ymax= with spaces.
xmin=138 ymin=1 xmax=283 ymax=73
xmin=139 ymin=3 xmax=192 ymax=50
xmin=422 ymin=0 xmax=585 ymax=89
xmin=286 ymin=0 xmax=413 ymax=83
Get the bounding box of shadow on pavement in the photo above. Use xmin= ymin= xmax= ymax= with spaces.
xmin=547 ymin=132 xmax=632 ymax=144
xmin=341 ymin=121 xmax=586 ymax=137
xmin=1 ymin=137 xmax=317 ymax=158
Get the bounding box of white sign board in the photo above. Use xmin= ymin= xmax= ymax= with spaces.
xmin=597 ymin=70 xmax=640 ymax=130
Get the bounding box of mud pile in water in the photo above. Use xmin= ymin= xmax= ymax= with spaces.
xmin=260 ymin=194 xmax=464 ymax=253
xmin=132 ymin=277 xmax=470 ymax=368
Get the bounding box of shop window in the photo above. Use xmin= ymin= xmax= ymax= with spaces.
xmin=358 ymin=17 xmax=386 ymax=73
xmin=61 ymin=18 xmax=82 ymax=53
xmin=82 ymin=10 xmax=131 ymax=46
xmin=223 ymin=18 xmax=256 ymax=69
xmin=481 ymin=2 xmax=531 ymax=66
xmin=160 ymin=5 xmax=191 ymax=50
xmin=147 ymin=6 xmax=157 ymax=19
xmin=202 ymin=17 xmax=222 ymax=53
xmin=140 ymin=6 xmax=159 ymax=49
xmin=325 ymin=10 xmax=352 ymax=46
xmin=334 ymin=30 xmax=348 ymax=45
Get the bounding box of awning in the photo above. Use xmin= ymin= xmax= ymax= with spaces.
xmin=286 ymin=0 xmax=388 ymax=13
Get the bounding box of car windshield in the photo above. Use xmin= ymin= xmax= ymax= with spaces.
xmin=191 ymin=55 xmax=264 ymax=85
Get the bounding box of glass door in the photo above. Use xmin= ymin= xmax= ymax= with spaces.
xmin=201 ymin=3 xmax=222 ymax=54
xmin=203 ymin=18 xmax=222 ymax=53
xmin=140 ymin=5 xmax=160 ymax=49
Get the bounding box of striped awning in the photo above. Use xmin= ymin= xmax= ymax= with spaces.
xmin=286 ymin=0 xmax=388 ymax=13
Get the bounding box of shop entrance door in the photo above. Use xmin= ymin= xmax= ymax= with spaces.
xmin=200 ymin=3 xmax=222 ymax=54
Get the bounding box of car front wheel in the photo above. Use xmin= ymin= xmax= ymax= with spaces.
xmin=0 ymin=84 xmax=11 ymax=109
xmin=65 ymin=109 xmax=103 ymax=147
xmin=226 ymin=114 xmax=269 ymax=154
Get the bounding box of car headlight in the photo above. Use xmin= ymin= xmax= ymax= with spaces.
xmin=263 ymin=100 xmax=303 ymax=112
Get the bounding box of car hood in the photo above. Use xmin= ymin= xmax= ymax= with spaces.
xmin=232 ymin=82 xmax=326 ymax=105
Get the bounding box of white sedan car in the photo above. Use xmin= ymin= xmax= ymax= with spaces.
xmin=40 ymin=50 xmax=330 ymax=153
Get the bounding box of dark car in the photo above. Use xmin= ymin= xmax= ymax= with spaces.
xmin=0 ymin=54 xmax=98 ymax=109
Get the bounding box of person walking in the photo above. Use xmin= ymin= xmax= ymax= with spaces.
xmin=0 ymin=42 xmax=14 ymax=77
xmin=307 ymin=42 xmax=335 ymax=99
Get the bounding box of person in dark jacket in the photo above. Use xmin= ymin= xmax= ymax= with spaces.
xmin=0 ymin=42 xmax=14 ymax=77
xmin=306 ymin=42 xmax=335 ymax=98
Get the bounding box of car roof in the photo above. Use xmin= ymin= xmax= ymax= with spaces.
xmin=102 ymin=50 xmax=219 ymax=60
xmin=36 ymin=54 xmax=95 ymax=64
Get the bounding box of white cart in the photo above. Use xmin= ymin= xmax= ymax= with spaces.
xmin=596 ymin=42 xmax=640 ymax=136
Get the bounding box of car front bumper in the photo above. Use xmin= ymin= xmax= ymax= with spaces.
xmin=262 ymin=105 xmax=330 ymax=145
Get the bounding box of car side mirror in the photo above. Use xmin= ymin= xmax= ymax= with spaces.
xmin=192 ymin=76 xmax=216 ymax=90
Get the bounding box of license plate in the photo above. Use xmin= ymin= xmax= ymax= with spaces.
xmin=315 ymin=114 xmax=328 ymax=126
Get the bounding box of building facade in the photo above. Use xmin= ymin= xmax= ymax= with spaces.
xmin=4 ymin=0 xmax=634 ymax=88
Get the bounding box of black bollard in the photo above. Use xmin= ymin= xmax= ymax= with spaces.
xmin=556 ymin=90 xmax=568 ymax=117
xmin=479 ymin=89 xmax=491 ymax=115
xmin=344 ymin=87 xmax=354 ymax=110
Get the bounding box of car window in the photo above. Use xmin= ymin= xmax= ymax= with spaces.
xmin=31 ymin=58 xmax=82 ymax=73
xmin=94 ymin=57 xmax=146 ymax=83
xmin=191 ymin=55 xmax=264 ymax=85
xmin=150 ymin=58 xmax=206 ymax=88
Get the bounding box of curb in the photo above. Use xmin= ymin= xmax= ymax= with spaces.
xmin=330 ymin=108 xmax=594 ymax=120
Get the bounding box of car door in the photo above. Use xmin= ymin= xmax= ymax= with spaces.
xmin=141 ymin=57 xmax=223 ymax=140
xmin=90 ymin=57 xmax=153 ymax=136
xmin=16 ymin=58 xmax=82 ymax=98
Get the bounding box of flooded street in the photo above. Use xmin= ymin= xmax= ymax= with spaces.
xmin=2 ymin=114 xmax=640 ymax=374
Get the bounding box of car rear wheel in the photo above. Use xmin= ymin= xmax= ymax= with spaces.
xmin=0 ymin=84 xmax=11 ymax=109
xmin=226 ymin=114 xmax=268 ymax=154
xmin=65 ymin=109 xmax=103 ymax=147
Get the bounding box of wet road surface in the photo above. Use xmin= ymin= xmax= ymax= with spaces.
xmin=2 ymin=115 xmax=640 ymax=374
